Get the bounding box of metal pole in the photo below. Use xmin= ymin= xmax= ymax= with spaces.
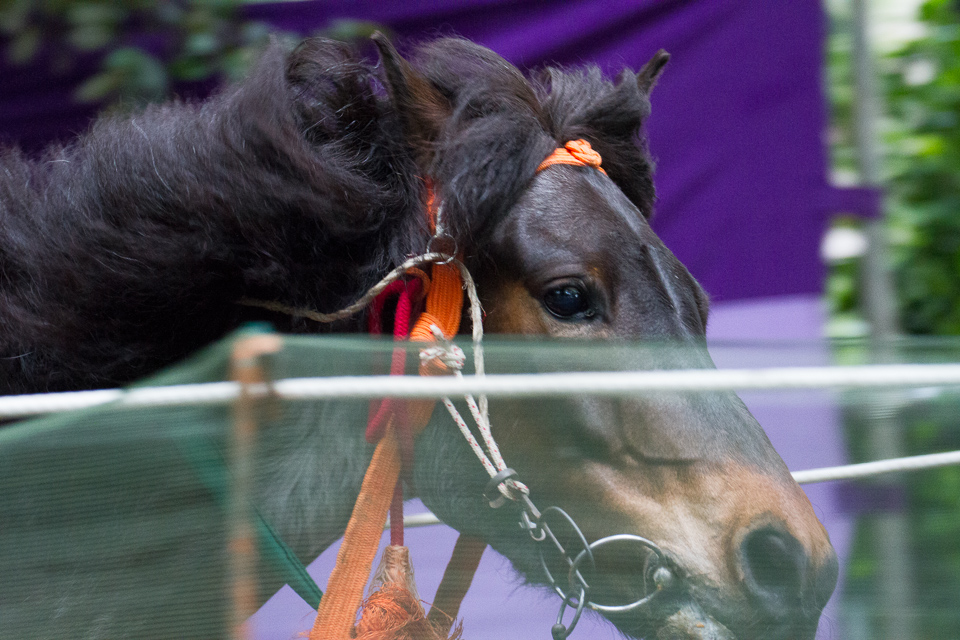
xmin=849 ymin=1 xmax=914 ymax=638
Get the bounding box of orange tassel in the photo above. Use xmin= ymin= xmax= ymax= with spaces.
xmin=354 ymin=546 xmax=462 ymax=640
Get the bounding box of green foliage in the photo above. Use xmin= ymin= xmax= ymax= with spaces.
xmin=884 ymin=1 xmax=960 ymax=335
xmin=0 ymin=1 xmax=386 ymax=108
xmin=827 ymin=2 xmax=960 ymax=638
xmin=826 ymin=0 xmax=960 ymax=338
xmin=0 ymin=0 xmax=258 ymax=105
xmin=824 ymin=1 xmax=870 ymax=343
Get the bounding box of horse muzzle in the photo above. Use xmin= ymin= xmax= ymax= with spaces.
xmin=498 ymin=467 xmax=836 ymax=640
xmin=595 ymin=525 xmax=837 ymax=640
xmin=607 ymin=593 xmax=823 ymax=640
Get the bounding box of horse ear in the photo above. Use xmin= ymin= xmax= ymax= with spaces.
xmin=637 ymin=49 xmax=670 ymax=94
xmin=372 ymin=32 xmax=451 ymax=162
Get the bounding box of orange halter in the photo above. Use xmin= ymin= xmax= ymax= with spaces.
xmin=536 ymin=138 xmax=607 ymax=175
xmin=309 ymin=185 xmax=464 ymax=640
xmin=404 ymin=140 xmax=609 ymax=346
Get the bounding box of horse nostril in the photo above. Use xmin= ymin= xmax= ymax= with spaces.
xmin=740 ymin=527 xmax=806 ymax=609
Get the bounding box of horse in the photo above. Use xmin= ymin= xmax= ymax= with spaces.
xmin=0 ymin=35 xmax=838 ymax=639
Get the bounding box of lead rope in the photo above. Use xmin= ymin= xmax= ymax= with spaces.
xmin=298 ymin=223 xmax=512 ymax=639
xmin=306 ymin=256 xmax=467 ymax=640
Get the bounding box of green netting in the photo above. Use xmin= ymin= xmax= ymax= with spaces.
xmin=2 ymin=328 xmax=710 ymax=639
xmin=2 ymin=332 xmax=264 ymax=639
xmin=2 ymin=330 xmax=960 ymax=639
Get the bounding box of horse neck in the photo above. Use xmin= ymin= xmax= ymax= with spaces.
xmin=255 ymin=399 xmax=375 ymax=560
xmin=254 ymin=398 xmax=484 ymax=563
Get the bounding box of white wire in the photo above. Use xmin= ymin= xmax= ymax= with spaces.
xmin=5 ymin=363 xmax=960 ymax=419
xmin=6 ymin=369 xmax=960 ymax=522
xmin=393 ymin=448 xmax=960 ymax=529
xmin=790 ymin=449 xmax=960 ymax=484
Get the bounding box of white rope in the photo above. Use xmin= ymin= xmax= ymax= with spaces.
xmin=4 ymin=363 xmax=960 ymax=418
xmin=243 ymin=240 xmax=514 ymax=501
xmin=9 ymin=250 xmax=960 ymax=505
xmin=424 ymin=324 xmax=528 ymax=502
xmin=237 ymin=252 xmax=452 ymax=324
xmin=239 ymin=244 xmax=510 ymax=499
xmin=395 ymin=448 xmax=960 ymax=529
xmin=238 ymin=250 xmax=485 ymax=359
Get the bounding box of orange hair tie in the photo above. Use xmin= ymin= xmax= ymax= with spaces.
xmin=536 ymin=139 xmax=607 ymax=175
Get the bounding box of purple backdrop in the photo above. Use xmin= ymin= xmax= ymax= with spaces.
xmin=1 ymin=3 xmax=855 ymax=637
xmin=254 ymin=0 xmax=844 ymax=301
xmin=0 ymin=0 xmax=877 ymax=302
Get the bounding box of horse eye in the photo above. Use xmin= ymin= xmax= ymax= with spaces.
xmin=542 ymin=284 xmax=593 ymax=319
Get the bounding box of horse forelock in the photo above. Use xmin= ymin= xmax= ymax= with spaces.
xmin=256 ymin=36 xmax=661 ymax=280
xmin=537 ymin=66 xmax=659 ymax=219
xmin=399 ymin=39 xmax=659 ymax=266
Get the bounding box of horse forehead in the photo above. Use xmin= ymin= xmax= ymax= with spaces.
xmin=506 ymin=169 xmax=652 ymax=256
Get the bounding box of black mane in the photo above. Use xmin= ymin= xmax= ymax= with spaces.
xmin=414 ymin=38 xmax=658 ymax=243
xmin=0 ymin=37 xmax=657 ymax=394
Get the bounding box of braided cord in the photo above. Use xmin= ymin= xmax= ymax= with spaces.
xmin=240 ymin=252 xmax=520 ymax=502
xmin=237 ymin=253 xmax=447 ymax=324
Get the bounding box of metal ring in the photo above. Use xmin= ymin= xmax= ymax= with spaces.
xmin=426 ymin=233 xmax=457 ymax=264
xmin=483 ymin=468 xmax=519 ymax=508
xmin=529 ymin=503 xmax=672 ymax=636
xmin=569 ymin=533 xmax=670 ymax=614
xmin=536 ymin=507 xmax=595 ymax=604
xmin=551 ymin=582 xmax=587 ymax=640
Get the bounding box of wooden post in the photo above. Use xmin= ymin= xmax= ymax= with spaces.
xmin=229 ymin=333 xmax=282 ymax=640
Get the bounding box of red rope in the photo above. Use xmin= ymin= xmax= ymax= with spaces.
xmin=389 ymin=484 xmax=405 ymax=547
xmin=366 ymin=279 xmax=422 ymax=443
xmin=366 ymin=278 xmax=423 ymax=550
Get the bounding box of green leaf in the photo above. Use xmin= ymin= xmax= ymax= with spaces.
xmin=825 ymin=313 xmax=871 ymax=339
xmin=7 ymin=26 xmax=40 ymax=64
xmin=241 ymin=21 xmax=271 ymax=46
xmin=169 ymin=56 xmax=213 ymax=81
xmin=68 ymin=23 xmax=115 ymax=51
xmin=103 ymin=47 xmax=169 ymax=103
xmin=192 ymin=0 xmax=237 ymax=9
xmin=319 ymin=19 xmax=387 ymax=43
xmin=184 ymin=32 xmax=220 ymax=57
xmin=74 ymin=70 xmax=122 ymax=103
xmin=0 ymin=0 xmax=30 ymax=35
xmin=155 ymin=3 xmax=185 ymax=25
xmin=220 ymin=47 xmax=253 ymax=82
xmin=66 ymin=2 xmax=125 ymax=26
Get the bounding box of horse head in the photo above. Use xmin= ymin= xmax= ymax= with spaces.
xmin=373 ymin=36 xmax=838 ymax=640
xmin=0 ymin=30 xmax=838 ymax=640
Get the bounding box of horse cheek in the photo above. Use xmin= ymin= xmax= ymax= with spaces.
xmin=481 ymin=280 xmax=548 ymax=334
